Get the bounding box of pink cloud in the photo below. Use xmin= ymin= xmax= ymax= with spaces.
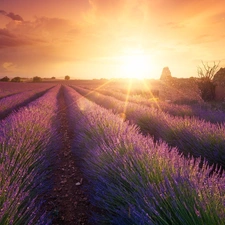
xmin=0 ymin=9 xmax=23 ymax=21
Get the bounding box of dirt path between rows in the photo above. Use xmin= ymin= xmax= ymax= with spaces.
xmin=45 ymin=86 xmax=93 ymax=224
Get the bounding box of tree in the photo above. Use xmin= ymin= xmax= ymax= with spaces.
xmin=51 ymin=76 xmax=56 ymax=79
xmin=33 ymin=76 xmax=42 ymax=82
xmin=65 ymin=75 xmax=70 ymax=80
xmin=197 ymin=61 xmax=220 ymax=101
xmin=0 ymin=76 xmax=10 ymax=82
xmin=11 ymin=77 xmax=21 ymax=82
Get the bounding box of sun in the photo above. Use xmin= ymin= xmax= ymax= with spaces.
xmin=120 ymin=54 xmax=150 ymax=79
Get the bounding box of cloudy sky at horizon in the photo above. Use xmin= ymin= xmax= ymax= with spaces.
xmin=0 ymin=0 xmax=225 ymax=79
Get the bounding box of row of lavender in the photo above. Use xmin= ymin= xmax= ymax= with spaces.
xmin=0 ymin=82 xmax=54 ymax=99
xmin=0 ymin=85 xmax=60 ymax=224
xmin=0 ymin=85 xmax=55 ymax=120
xmin=72 ymin=86 xmax=225 ymax=171
xmin=64 ymin=85 xmax=225 ymax=224
xmin=87 ymin=86 xmax=225 ymax=123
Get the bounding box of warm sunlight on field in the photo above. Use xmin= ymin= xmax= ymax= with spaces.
xmin=120 ymin=53 xmax=151 ymax=79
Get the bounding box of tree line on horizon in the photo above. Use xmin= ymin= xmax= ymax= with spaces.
xmin=0 ymin=75 xmax=71 ymax=82
xmin=1 ymin=63 xmax=225 ymax=102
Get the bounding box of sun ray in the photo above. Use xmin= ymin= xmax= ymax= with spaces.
xmin=120 ymin=78 xmax=133 ymax=121
xmin=78 ymin=78 xmax=114 ymax=101
xmin=139 ymin=78 xmax=163 ymax=112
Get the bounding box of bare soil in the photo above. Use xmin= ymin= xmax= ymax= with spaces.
xmin=45 ymin=87 xmax=93 ymax=225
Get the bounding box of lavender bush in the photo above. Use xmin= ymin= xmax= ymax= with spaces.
xmin=0 ymin=85 xmax=60 ymax=224
xmin=64 ymin=85 xmax=225 ymax=225
xmin=85 ymin=86 xmax=225 ymax=123
xmin=0 ymin=85 xmax=55 ymax=120
xmin=0 ymin=82 xmax=54 ymax=99
xmin=72 ymin=86 xmax=225 ymax=171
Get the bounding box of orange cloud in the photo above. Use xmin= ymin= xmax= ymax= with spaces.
xmin=0 ymin=1 xmax=225 ymax=79
xmin=88 ymin=0 xmax=125 ymax=16
xmin=0 ymin=28 xmax=33 ymax=48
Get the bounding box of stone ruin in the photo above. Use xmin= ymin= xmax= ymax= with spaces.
xmin=213 ymin=67 xmax=225 ymax=85
xmin=160 ymin=67 xmax=172 ymax=81
xmin=213 ymin=67 xmax=225 ymax=101
xmin=159 ymin=67 xmax=173 ymax=101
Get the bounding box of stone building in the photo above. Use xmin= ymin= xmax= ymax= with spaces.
xmin=160 ymin=67 xmax=172 ymax=81
xmin=213 ymin=67 xmax=225 ymax=101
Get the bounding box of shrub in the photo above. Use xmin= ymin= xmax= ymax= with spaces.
xmin=33 ymin=76 xmax=42 ymax=82
xmin=11 ymin=77 xmax=21 ymax=82
xmin=65 ymin=75 xmax=70 ymax=80
xmin=0 ymin=76 xmax=10 ymax=82
xmin=197 ymin=61 xmax=219 ymax=102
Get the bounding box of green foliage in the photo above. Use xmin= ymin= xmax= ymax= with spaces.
xmin=11 ymin=77 xmax=21 ymax=82
xmin=0 ymin=76 xmax=10 ymax=82
xmin=65 ymin=75 xmax=70 ymax=80
xmin=32 ymin=76 xmax=42 ymax=82
xmin=198 ymin=78 xmax=216 ymax=101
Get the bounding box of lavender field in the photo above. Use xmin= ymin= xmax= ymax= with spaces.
xmin=0 ymin=80 xmax=225 ymax=225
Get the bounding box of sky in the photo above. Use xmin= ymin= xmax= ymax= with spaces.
xmin=0 ymin=0 xmax=225 ymax=80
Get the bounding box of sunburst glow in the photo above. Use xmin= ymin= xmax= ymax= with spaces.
xmin=120 ymin=54 xmax=151 ymax=79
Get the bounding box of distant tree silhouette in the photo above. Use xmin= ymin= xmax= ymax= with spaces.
xmin=11 ymin=77 xmax=21 ymax=82
xmin=51 ymin=76 xmax=56 ymax=79
xmin=0 ymin=76 xmax=10 ymax=82
xmin=65 ymin=75 xmax=70 ymax=80
xmin=33 ymin=76 xmax=42 ymax=82
xmin=197 ymin=61 xmax=220 ymax=101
